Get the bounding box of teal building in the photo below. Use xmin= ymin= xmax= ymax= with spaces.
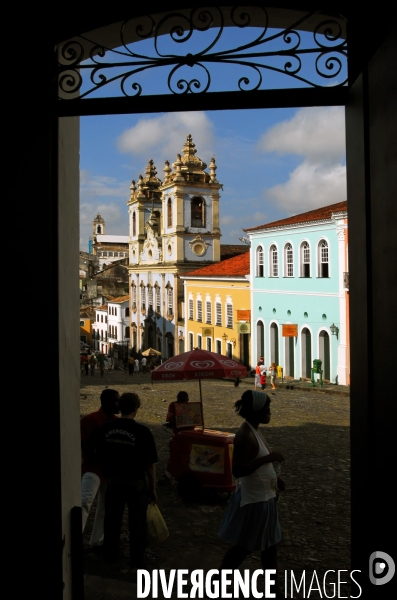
xmin=245 ymin=202 xmax=349 ymax=385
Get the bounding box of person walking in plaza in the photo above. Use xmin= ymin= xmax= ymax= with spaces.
xmin=97 ymin=392 xmax=158 ymax=569
xmin=128 ymin=355 xmax=135 ymax=376
xmin=134 ymin=358 xmax=140 ymax=374
xmin=141 ymin=356 xmax=147 ymax=373
xmin=270 ymin=362 xmax=277 ymax=390
xmin=83 ymin=354 xmax=89 ymax=376
xmin=89 ymin=353 xmax=96 ymax=376
xmin=260 ymin=364 xmax=267 ymax=391
xmin=254 ymin=361 xmax=261 ymax=391
xmin=97 ymin=353 xmax=105 ymax=377
xmin=105 ymin=355 xmax=112 ymax=372
xmin=80 ymin=388 xmax=120 ymax=547
xmin=218 ymin=390 xmax=286 ymax=598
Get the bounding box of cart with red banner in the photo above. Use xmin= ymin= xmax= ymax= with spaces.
xmin=152 ymin=349 xmax=247 ymax=499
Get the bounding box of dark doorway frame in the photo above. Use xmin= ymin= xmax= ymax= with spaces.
xmin=25 ymin=4 xmax=395 ymax=598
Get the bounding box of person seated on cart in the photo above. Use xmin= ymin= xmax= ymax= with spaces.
xmin=166 ymin=391 xmax=194 ymax=435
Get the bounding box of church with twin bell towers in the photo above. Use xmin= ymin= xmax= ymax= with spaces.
xmin=127 ymin=134 xmax=222 ymax=358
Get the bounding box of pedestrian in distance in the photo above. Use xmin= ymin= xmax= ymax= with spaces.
xmin=97 ymin=392 xmax=158 ymax=569
xmin=260 ymin=364 xmax=267 ymax=390
xmin=89 ymin=353 xmax=96 ymax=376
xmin=105 ymin=356 xmax=112 ymax=372
xmin=80 ymin=388 xmax=120 ymax=548
xmin=141 ymin=356 xmax=147 ymax=373
xmin=134 ymin=358 xmax=140 ymax=374
xmin=83 ymin=354 xmax=89 ymax=376
xmin=218 ymin=390 xmax=286 ymax=599
xmin=97 ymin=353 xmax=105 ymax=377
xmin=270 ymin=362 xmax=277 ymax=390
xmin=128 ymin=355 xmax=135 ymax=376
xmin=254 ymin=361 xmax=261 ymax=391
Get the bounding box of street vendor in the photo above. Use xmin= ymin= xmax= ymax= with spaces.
xmin=166 ymin=391 xmax=191 ymax=435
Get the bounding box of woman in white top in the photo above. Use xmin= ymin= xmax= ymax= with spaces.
xmin=218 ymin=390 xmax=286 ymax=598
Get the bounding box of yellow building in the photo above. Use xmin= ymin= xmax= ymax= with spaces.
xmin=181 ymin=252 xmax=251 ymax=368
xmin=79 ymin=306 xmax=96 ymax=348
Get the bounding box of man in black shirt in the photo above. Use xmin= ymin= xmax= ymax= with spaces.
xmin=98 ymin=392 xmax=158 ymax=569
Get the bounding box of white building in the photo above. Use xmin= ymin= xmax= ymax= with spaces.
xmin=92 ymin=306 xmax=108 ymax=354
xmin=128 ymin=134 xmax=222 ymax=357
xmin=90 ymin=213 xmax=129 ymax=269
xmin=107 ymin=295 xmax=130 ymax=356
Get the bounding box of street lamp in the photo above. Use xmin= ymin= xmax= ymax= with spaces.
xmin=330 ymin=323 xmax=339 ymax=339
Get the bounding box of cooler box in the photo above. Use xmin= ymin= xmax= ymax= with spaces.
xmin=168 ymin=428 xmax=235 ymax=493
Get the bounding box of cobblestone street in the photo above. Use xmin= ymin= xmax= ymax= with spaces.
xmin=81 ymin=368 xmax=351 ymax=599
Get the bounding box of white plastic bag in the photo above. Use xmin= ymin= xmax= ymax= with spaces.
xmin=146 ymin=503 xmax=169 ymax=546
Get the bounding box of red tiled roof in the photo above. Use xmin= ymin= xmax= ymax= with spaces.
xmin=220 ymin=244 xmax=248 ymax=259
xmin=109 ymin=295 xmax=129 ymax=303
xmin=244 ymin=201 xmax=347 ymax=232
xmin=182 ymin=252 xmax=250 ymax=277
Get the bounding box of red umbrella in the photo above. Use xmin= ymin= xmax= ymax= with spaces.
xmin=152 ymin=348 xmax=247 ymax=402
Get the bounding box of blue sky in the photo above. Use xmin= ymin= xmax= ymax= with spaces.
xmin=79 ymin=16 xmax=347 ymax=250
xmin=80 ymin=106 xmax=346 ymax=251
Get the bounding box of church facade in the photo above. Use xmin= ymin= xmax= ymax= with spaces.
xmin=128 ymin=135 xmax=222 ymax=358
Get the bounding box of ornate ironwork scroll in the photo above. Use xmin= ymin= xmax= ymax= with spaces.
xmin=57 ymin=6 xmax=347 ymax=100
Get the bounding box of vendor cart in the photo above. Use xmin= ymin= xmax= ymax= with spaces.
xmin=152 ymin=349 xmax=247 ymax=499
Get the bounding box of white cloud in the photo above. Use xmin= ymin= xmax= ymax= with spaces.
xmin=220 ymin=214 xmax=237 ymax=226
xmin=80 ymin=170 xmax=129 ymax=199
xmin=258 ymin=106 xmax=345 ymax=164
xmin=258 ymin=107 xmax=346 ymax=213
xmin=253 ymin=211 xmax=268 ymax=223
xmin=117 ymin=112 xmax=215 ymax=166
xmin=266 ymin=162 xmax=346 ymax=212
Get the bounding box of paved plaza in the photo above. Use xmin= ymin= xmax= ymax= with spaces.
xmin=81 ymin=367 xmax=350 ymax=599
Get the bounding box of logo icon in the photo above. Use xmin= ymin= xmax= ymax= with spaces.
xmin=369 ymin=551 xmax=395 ymax=585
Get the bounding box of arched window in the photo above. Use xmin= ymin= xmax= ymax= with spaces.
xmin=318 ymin=240 xmax=329 ymax=277
xmin=141 ymin=286 xmax=146 ymax=311
xmin=301 ymin=242 xmax=311 ymax=277
xmin=285 ymin=243 xmax=293 ymax=277
xmin=269 ymin=245 xmax=278 ymax=277
xmin=215 ymin=298 xmax=222 ymax=326
xmin=167 ymin=198 xmax=172 ymax=228
xmin=167 ymin=287 xmax=173 ymax=316
xmin=256 ymin=245 xmax=264 ymax=277
xmin=148 ymin=286 xmax=153 ymax=310
xmin=132 ymin=212 xmax=136 ymax=237
xmin=191 ymin=197 xmax=205 ymax=228
xmin=132 ymin=284 xmax=137 ymax=309
xmin=155 ymin=286 xmax=161 ymax=314
xmin=206 ymin=297 xmax=212 ymax=324
xmin=197 ymin=297 xmax=203 ymax=322
xmin=188 ymin=296 xmax=194 ymax=320
xmin=226 ymin=299 xmax=233 ymax=328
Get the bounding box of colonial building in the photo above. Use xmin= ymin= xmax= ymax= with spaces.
xmin=181 ymin=252 xmax=251 ymax=367
xmin=107 ymin=295 xmax=130 ymax=358
xmin=128 ymin=134 xmax=223 ymax=358
xmin=245 ymin=201 xmax=349 ymax=384
xmin=81 ymin=261 xmax=129 ymax=305
xmin=92 ymin=305 xmax=108 ymax=354
xmin=79 ymin=306 xmax=96 ymax=347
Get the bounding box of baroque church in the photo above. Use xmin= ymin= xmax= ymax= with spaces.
xmin=128 ymin=134 xmax=222 ymax=358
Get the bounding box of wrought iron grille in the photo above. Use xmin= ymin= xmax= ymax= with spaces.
xmin=57 ymin=6 xmax=347 ymax=100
